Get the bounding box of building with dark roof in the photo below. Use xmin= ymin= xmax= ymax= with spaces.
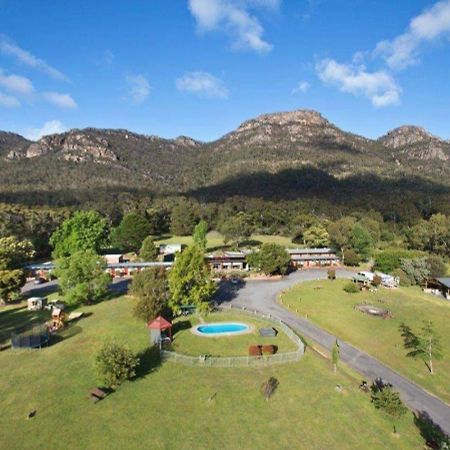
xmin=287 ymin=248 xmax=340 ymax=268
xmin=424 ymin=278 xmax=450 ymax=300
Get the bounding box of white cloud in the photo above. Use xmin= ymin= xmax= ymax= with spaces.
xmin=0 ymin=91 xmax=20 ymax=107
xmin=176 ymin=71 xmax=229 ymax=98
xmin=374 ymin=0 xmax=450 ymax=70
xmin=292 ymin=81 xmax=310 ymax=94
xmin=316 ymin=59 xmax=401 ymax=107
xmin=188 ymin=0 xmax=273 ymax=53
xmin=43 ymin=91 xmax=77 ymax=109
xmin=125 ymin=74 xmax=151 ymax=104
xmin=0 ymin=36 xmax=69 ymax=81
xmin=24 ymin=120 xmax=67 ymax=141
xmin=0 ymin=70 xmax=34 ymax=94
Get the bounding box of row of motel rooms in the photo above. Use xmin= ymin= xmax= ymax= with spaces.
xmin=27 ymin=247 xmax=341 ymax=279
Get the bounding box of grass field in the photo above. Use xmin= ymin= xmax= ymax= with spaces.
xmin=170 ymin=312 xmax=298 ymax=356
xmin=280 ymin=279 xmax=450 ymax=404
xmin=0 ymin=295 xmax=425 ymax=449
xmin=156 ymin=231 xmax=296 ymax=251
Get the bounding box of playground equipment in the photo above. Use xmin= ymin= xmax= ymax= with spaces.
xmin=50 ymin=307 xmax=65 ymax=331
xmin=11 ymin=324 xmax=50 ymax=349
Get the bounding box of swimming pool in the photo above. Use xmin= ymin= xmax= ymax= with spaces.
xmin=192 ymin=322 xmax=251 ymax=337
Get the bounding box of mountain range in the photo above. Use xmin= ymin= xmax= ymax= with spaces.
xmin=1 ymin=110 xmax=449 ymax=206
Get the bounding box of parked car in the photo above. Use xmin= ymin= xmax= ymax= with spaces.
xmin=34 ymin=277 xmax=46 ymax=285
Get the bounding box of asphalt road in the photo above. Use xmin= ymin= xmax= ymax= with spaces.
xmin=22 ymin=277 xmax=130 ymax=298
xmin=24 ymin=270 xmax=450 ymax=435
xmin=216 ymin=269 xmax=450 ymax=436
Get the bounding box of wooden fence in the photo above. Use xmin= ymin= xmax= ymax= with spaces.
xmin=160 ymin=305 xmax=305 ymax=368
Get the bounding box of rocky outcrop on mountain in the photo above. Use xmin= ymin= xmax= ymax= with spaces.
xmin=0 ymin=132 xmax=31 ymax=159
xmin=378 ymin=126 xmax=450 ymax=161
xmin=205 ymin=109 xmax=388 ymax=183
xmin=6 ymin=130 xmax=119 ymax=163
xmin=174 ymin=136 xmax=202 ymax=147
xmin=218 ymin=110 xmax=370 ymax=150
xmin=0 ymin=110 xmax=449 ymax=199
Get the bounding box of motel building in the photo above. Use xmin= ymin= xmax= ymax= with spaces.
xmin=205 ymin=251 xmax=251 ymax=272
xmin=287 ymin=248 xmax=340 ymax=268
xmin=26 ymin=256 xmax=172 ymax=280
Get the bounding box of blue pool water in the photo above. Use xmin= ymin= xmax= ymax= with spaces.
xmin=197 ymin=322 xmax=249 ymax=335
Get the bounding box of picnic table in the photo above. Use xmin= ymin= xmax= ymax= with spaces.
xmin=88 ymin=387 xmax=108 ymax=403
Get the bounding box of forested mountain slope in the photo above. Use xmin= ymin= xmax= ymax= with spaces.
xmin=1 ymin=110 xmax=449 ymax=207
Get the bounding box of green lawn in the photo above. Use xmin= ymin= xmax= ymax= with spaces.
xmin=0 ymin=295 xmax=425 ymax=449
xmin=280 ymin=279 xmax=450 ymax=404
xmin=170 ymin=311 xmax=298 ymax=356
xmin=156 ymin=231 xmax=296 ymax=251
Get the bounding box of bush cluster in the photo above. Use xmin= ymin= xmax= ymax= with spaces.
xmin=262 ymin=345 xmax=277 ymax=355
xmin=344 ymin=282 xmax=360 ymax=293
xmin=248 ymin=345 xmax=262 ymax=356
xmin=95 ymin=341 xmax=139 ymax=388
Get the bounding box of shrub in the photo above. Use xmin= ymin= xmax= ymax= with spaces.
xmin=400 ymin=258 xmax=430 ymax=285
xmin=248 ymin=345 xmax=262 ymax=356
xmin=139 ymin=236 xmax=159 ymax=261
xmin=344 ymin=282 xmax=360 ymax=293
xmin=426 ymin=255 xmax=447 ymax=278
xmin=261 ymin=345 xmax=277 ymax=355
xmin=327 ymin=269 xmax=336 ymax=280
xmin=371 ymin=384 xmax=407 ymax=434
xmin=95 ymin=342 xmax=139 ymax=388
xmin=373 ymin=249 xmax=420 ymax=273
xmin=392 ymin=268 xmax=412 ymax=287
xmin=343 ymin=249 xmax=360 ymax=266
xmin=372 ymin=275 xmax=382 ymax=287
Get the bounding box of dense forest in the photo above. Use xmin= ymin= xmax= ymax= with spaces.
xmin=0 ymin=109 xmax=449 ymax=266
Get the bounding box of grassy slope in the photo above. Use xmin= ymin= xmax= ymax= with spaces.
xmin=0 ymin=296 xmax=424 ymax=450
xmin=171 ymin=312 xmax=298 ymax=356
xmin=280 ymin=279 xmax=450 ymax=403
xmin=156 ymin=231 xmax=296 ymax=251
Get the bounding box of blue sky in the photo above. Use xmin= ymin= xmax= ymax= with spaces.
xmin=1 ymin=0 xmax=450 ymax=141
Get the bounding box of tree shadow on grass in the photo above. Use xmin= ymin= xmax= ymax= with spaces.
xmin=413 ymin=411 xmax=450 ymax=449
xmin=133 ymin=346 xmax=162 ymax=381
xmin=49 ymin=325 xmax=83 ymax=346
xmin=207 ymin=244 xmax=230 ymax=253
xmin=107 ymin=279 xmax=131 ymax=297
xmin=240 ymin=239 xmax=262 ymax=248
xmin=172 ymin=320 xmax=192 ymax=337
xmin=0 ymin=306 xmax=48 ymax=343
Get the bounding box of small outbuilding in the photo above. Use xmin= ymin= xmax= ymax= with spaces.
xmin=147 ymin=316 xmax=172 ymax=346
xmin=27 ymin=297 xmax=47 ymax=311
xmin=103 ymin=254 xmax=127 ymax=265
xmin=424 ymin=278 xmax=450 ymax=300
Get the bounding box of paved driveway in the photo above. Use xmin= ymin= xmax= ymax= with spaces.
xmin=216 ymin=269 xmax=450 ymax=436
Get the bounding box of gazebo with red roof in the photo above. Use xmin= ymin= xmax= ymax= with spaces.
xmin=147 ymin=316 xmax=172 ymax=345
